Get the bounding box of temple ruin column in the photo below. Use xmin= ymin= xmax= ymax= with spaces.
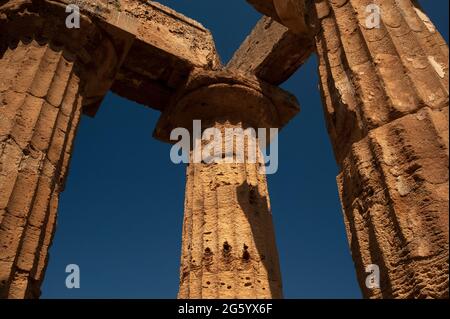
xmin=310 ymin=0 xmax=449 ymax=298
xmin=154 ymin=69 xmax=299 ymax=298
xmin=0 ymin=0 xmax=134 ymax=298
xmin=248 ymin=0 xmax=449 ymax=299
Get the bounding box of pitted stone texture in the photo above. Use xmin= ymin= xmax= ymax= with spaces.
xmin=179 ymin=123 xmax=283 ymax=299
xmin=0 ymin=41 xmax=83 ymax=298
xmin=156 ymin=70 xmax=299 ymax=299
xmin=0 ymin=0 xmax=130 ymax=298
xmin=338 ymin=107 xmax=449 ymax=298
xmin=312 ymin=0 xmax=449 ymax=298
xmin=314 ymin=0 xmax=449 ymax=163
xmin=246 ymin=0 xmax=449 ymax=299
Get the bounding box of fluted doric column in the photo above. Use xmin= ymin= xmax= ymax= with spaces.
xmin=0 ymin=0 xmax=134 ymax=298
xmin=310 ymin=0 xmax=449 ymax=298
xmin=155 ymin=70 xmax=299 ymax=298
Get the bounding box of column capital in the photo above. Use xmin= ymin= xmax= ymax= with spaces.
xmin=0 ymin=0 xmax=136 ymax=114
xmin=154 ymin=68 xmax=300 ymax=143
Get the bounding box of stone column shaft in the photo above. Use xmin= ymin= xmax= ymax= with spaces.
xmin=155 ymin=70 xmax=299 ymax=299
xmin=179 ymin=122 xmax=282 ymax=299
xmin=312 ymin=0 xmax=449 ymax=298
xmin=0 ymin=39 xmax=83 ymax=299
xmin=0 ymin=0 xmax=134 ymax=298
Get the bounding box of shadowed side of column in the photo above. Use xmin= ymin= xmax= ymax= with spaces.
xmin=312 ymin=0 xmax=449 ymax=298
xmin=154 ymin=69 xmax=300 ymax=298
xmin=245 ymin=0 xmax=449 ymax=298
xmin=0 ymin=0 xmax=135 ymax=298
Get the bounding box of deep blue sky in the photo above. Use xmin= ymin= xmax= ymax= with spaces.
xmin=41 ymin=1 xmax=449 ymax=298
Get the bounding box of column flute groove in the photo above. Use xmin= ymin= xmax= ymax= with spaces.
xmin=0 ymin=0 xmax=135 ymax=298
xmin=155 ymin=69 xmax=300 ymax=299
xmin=308 ymin=0 xmax=449 ymax=298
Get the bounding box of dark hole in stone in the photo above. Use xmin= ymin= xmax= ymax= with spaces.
xmin=413 ymin=174 xmax=425 ymax=183
xmin=243 ymin=251 xmax=250 ymax=261
xmin=223 ymin=241 xmax=232 ymax=255
xmin=203 ymin=247 xmax=213 ymax=265
xmin=242 ymin=244 xmax=250 ymax=261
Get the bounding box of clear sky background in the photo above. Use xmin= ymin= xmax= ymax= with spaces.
xmin=41 ymin=1 xmax=449 ymax=299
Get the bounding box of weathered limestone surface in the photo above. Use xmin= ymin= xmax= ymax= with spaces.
xmin=314 ymin=0 xmax=449 ymax=298
xmin=0 ymin=0 xmax=134 ymax=298
xmin=1 ymin=0 xmax=445 ymax=300
xmin=112 ymin=0 xmax=221 ymax=110
xmin=155 ymin=70 xmax=300 ymax=298
xmin=228 ymin=16 xmax=314 ymax=85
xmin=44 ymin=1 xmax=221 ymax=111
xmin=179 ymin=133 xmax=282 ymax=299
xmin=247 ymin=0 xmax=449 ymax=298
xmin=0 ymin=0 xmax=223 ymax=299
xmin=338 ymin=107 xmax=449 ymax=298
